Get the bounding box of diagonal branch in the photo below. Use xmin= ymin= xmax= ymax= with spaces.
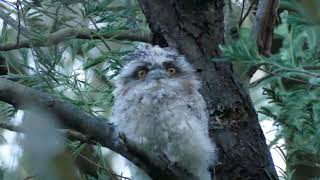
xmin=253 ymin=0 xmax=280 ymax=56
xmin=0 ymin=9 xmax=28 ymax=37
xmin=0 ymin=77 xmax=195 ymax=180
xmin=0 ymin=28 xmax=152 ymax=51
xmin=248 ymin=0 xmax=280 ymax=77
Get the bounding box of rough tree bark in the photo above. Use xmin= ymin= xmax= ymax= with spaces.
xmin=137 ymin=0 xmax=278 ymax=179
xmin=0 ymin=0 xmax=280 ymax=179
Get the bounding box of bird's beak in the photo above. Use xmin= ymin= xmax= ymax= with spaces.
xmin=146 ymin=70 xmax=168 ymax=81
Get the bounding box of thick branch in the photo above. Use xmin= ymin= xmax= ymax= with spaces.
xmin=0 ymin=28 xmax=152 ymax=51
xmin=253 ymin=0 xmax=280 ymax=56
xmin=247 ymin=0 xmax=279 ymax=77
xmin=0 ymin=78 xmax=194 ymax=180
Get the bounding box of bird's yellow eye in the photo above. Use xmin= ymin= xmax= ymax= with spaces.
xmin=137 ymin=69 xmax=147 ymax=79
xmin=167 ymin=67 xmax=176 ymax=75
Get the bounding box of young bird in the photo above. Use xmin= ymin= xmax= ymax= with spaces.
xmin=111 ymin=44 xmax=215 ymax=180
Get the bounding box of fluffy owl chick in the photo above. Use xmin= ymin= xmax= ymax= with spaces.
xmin=111 ymin=44 xmax=215 ymax=180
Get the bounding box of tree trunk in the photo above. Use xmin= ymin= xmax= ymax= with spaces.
xmin=137 ymin=0 xmax=278 ymax=179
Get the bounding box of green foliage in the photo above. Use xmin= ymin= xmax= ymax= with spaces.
xmin=0 ymin=0 xmax=147 ymax=179
xmin=1 ymin=0 xmax=319 ymax=179
xmin=220 ymin=0 xmax=320 ymax=179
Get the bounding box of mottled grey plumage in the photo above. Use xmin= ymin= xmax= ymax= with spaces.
xmin=111 ymin=44 xmax=215 ymax=180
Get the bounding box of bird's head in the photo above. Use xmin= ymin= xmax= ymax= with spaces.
xmin=113 ymin=44 xmax=200 ymax=102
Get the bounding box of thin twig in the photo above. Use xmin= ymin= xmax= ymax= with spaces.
xmin=239 ymin=1 xmax=255 ymax=27
xmin=256 ymin=67 xmax=320 ymax=87
xmin=20 ymin=1 xmax=79 ymax=28
xmin=250 ymin=73 xmax=274 ymax=87
xmin=81 ymin=0 xmax=112 ymax=51
xmin=0 ymin=0 xmax=17 ymax=9
xmin=78 ymin=153 xmax=132 ymax=180
xmin=239 ymin=0 xmax=246 ymax=27
xmin=0 ymin=121 xmax=22 ymax=132
xmin=270 ymin=62 xmax=320 ymax=77
xmin=89 ymin=17 xmax=112 ymax=51
xmin=15 ymin=0 xmax=21 ymax=46
xmin=0 ymin=9 xmax=28 ymax=36
xmin=0 ymin=121 xmax=96 ymax=144
xmin=303 ymin=65 xmax=320 ymax=71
